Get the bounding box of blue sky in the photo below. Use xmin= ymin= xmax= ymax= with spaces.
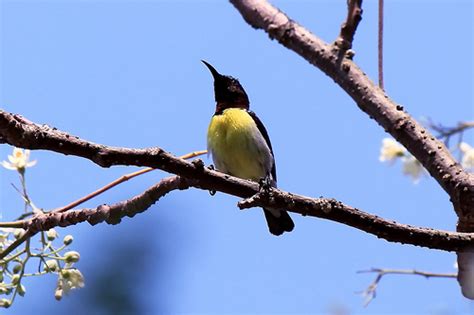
xmin=1 ymin=0 xmax=473 ymax=314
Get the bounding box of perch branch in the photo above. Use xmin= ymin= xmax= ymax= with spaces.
xmin=1 ymin=112 xmax=474 ymax=254
xmin=3 ymin=173 xmax=474 ymax=259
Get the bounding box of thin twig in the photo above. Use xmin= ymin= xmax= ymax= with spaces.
xmin=0 ymin=231 xmax=33 ymax=262
xmin=430 ymin=121 xmax=474 ymax=143
xmin=336 ymin=0 xmax=363 ymax=51
xmin=428 ymin=120 xmax=474 ymax=156
xmin=50 ymin=149 xmax=206 ymax=214
xmin=358 ymin=267 xmax=457 ymax=306
xmin=378 ymin=0 xmax=384 ymax=89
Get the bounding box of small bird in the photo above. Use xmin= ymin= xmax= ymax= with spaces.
xmin=203 ymin=60 xmax=294 ymax=236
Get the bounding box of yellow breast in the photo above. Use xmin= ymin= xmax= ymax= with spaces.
xmin=207 ymin=108 xmax=272 ymax=181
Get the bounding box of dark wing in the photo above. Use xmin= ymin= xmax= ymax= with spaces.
xmin=247 ymin=110 xmax=277 ymax=183
xmin=248 ymin=110 xmax=294 ymax=236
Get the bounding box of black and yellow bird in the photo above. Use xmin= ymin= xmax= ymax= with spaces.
xmin=203 ymin=60 xmax=294 ymax=236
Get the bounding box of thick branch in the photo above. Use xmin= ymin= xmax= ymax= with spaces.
xmin=1 ymin=110 xmax=474 ymax=253
xmin=27 ymin=176 xmax=189 ymax=232
xmin=6 ymin=172 xmax=474 ymax=254
xmin=228 ymin=0 xmax=474 ymax=227
xmin=237 ymin=189 xmax=474 ymax=252
xmin=0 ymin=176 xmax=189 ymax=259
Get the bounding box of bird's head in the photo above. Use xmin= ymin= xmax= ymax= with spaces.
xmin=202 ymin=60 xmax=249 ymax=113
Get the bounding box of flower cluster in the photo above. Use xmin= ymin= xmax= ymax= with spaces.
xmin=44 ymin=234 xmax=85 ymax=301
xmin=379 ymin=138 xmax=474 ymax=182
xmin=1 ymin=147 xmax=83 ymax=308
xmin=0 ymin=228 xmax=83 ymax=307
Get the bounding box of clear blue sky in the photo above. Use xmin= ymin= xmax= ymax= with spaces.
xmin=1 ymin=0 xmax=473 ymax=314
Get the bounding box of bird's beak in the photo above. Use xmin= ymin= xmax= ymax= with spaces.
xmin=201 ymin=60 xmax=222 ymax=80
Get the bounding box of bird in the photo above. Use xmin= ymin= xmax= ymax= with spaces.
xmin=203 ymin=60 xmax=294 ymax=236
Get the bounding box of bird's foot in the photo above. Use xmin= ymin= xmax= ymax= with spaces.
xmin=239 ymin=176 xmax=273 ymax=211
xmin=206 ymin=164 xmax=216 ymax=195
xmin=259 ymin=175 xmax=273 ymax=193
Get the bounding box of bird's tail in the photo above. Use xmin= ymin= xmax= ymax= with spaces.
xmin=263 ymin=209 xmax=294 ymax=236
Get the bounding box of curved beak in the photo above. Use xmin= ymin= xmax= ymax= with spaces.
xmin=201 ymin=60 xmax=222 ymax=80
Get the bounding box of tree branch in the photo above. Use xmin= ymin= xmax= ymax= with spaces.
xmin=228 ymin=0 xmax=474 ymax=227
xmin=27 ymin=176 xmax=190 ymax=230
xmin=0 ymin=176 xmax=190 ymax=259
xmin=1 ymin=110 xmax=474 ymax=254
xmin=336 ymin=0 xmax=363 ymax=51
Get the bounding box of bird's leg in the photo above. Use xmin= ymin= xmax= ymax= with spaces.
xmin=259 ymin=175 xmax=273 ymax=194
xmin=205 ymin=164 xmax=216 ymax=195
xmin=239 ymin=176 xmax=272 ymax=211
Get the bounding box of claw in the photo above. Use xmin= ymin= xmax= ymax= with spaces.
xmin=207 ymin=165 xmax=216 ymax=195
xmin=259 ymin=175 xmax=273 ymax=193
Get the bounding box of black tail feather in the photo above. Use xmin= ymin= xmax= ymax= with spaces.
xmin=263 ymin=209 xmax=294 ymax=236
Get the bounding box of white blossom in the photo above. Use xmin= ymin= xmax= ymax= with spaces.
xmin=63 ymin=235 xmax=74 ymax=245
xmin=58 ymin=269 xmax=85 ymax=296
xmin=45 ymin=260 xmax=59 ymax=272
xmin=1 ymin=148 xmax=36 ymax=172
xmin=379 ymin=138 xmax=406 ymax=162
xmin=64 ymin=251 xmax=80 ymax=263
xmin=46 ymin=229 xmax=58 ymax=241
xmin=0 ymin=231 xmax=8 ymax=248
xmin=402 ymin=156 xmax=424 ymax=183
xmin=0 ymin=298 xmax=11 ymax=308
xmin=460 ymin=142 xmax=474 ymax=170
xmin=0 ymin=228 xmax=17 ymax=248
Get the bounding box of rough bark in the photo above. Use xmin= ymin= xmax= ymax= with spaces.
xmin=1 ymin=110 xmax=473 ymax=256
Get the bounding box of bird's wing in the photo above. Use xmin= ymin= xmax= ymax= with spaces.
xmin=247 ymin=110 xmax=277 ymax=183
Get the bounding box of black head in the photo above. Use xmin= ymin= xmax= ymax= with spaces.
xmin=202 ymin=60 xmax=249 ymax=112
